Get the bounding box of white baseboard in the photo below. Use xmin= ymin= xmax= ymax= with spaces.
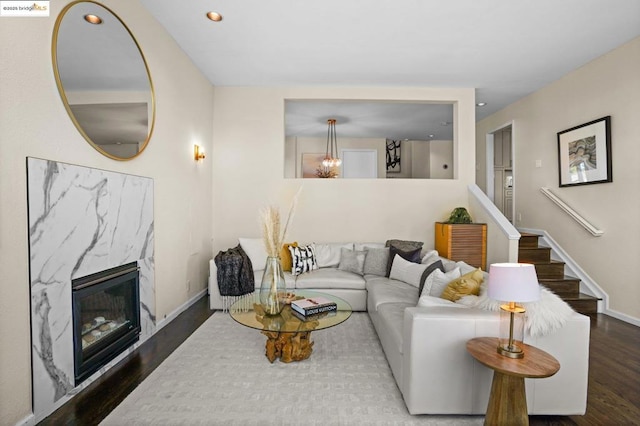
xmin=155 ymin=289 xmax=208 ymax=331
xmin=14 ymin=414 xmax=35 ymax=426
xmin=604 ymin=308 xmax=640 ymax=327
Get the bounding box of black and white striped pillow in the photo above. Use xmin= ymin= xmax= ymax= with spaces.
xmin=289 ymin=244 xmax=318 ymax=276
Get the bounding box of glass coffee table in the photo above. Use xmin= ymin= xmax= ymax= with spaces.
xmin=229 ymin=290 xmax=352 ymax=363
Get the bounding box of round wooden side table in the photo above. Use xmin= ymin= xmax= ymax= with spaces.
xmin=466 ymin=337 xmax=560 ymax=426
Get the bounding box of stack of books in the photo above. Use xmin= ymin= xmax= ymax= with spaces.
xmin=291 ymin=296 xmax=337 ymax=317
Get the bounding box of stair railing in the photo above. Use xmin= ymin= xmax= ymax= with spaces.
xmin=540 ymin=187 xmax=603 ymax=237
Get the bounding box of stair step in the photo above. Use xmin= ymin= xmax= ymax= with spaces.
xmin=539 ymin=277 xmax=581 ymax=295
xmin=518 ymin=247 xmax=551 ymax=264
xmin=562 ymin=293 xmax=600 ymax=315
xmin=531 ymin=260 xmax=565 ymax=279
xmin=519 ymin=233 xmax=541 ymax=249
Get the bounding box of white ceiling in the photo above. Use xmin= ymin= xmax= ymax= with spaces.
xmin=138 ymin=0 xmax=640 ymax=135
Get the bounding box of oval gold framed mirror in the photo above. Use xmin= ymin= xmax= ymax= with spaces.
xmin=52 ymin=1 xmax=155 ymax=160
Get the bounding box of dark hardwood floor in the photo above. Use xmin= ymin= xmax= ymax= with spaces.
xmin=530 ymin=314 xmax=640 ymax=426
xmin=40 ymin=298 xmax=639 ymax=425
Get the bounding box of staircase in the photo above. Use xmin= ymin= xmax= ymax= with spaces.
xmin=518 ymin=233 xmax=599 ymax=316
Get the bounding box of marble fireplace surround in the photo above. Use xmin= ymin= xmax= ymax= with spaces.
xmin=27 ymin=157 xmax=155 ymax=420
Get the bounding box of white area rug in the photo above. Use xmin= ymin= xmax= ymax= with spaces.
xmin=101 ymin=313 xmax=483 ymax=425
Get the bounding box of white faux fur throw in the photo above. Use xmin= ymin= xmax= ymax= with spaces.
xmin=457 ymin=285 xmax=575 ymax=337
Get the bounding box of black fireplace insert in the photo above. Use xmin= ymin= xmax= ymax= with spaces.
xmin=72 ymin=262 xmax=141 ymax=385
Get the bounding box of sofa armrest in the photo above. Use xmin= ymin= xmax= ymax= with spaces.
xmin=401 ymin=306 xmax=499 ymax=414
xmin=401 ymin=306 xmax=590 ymax=415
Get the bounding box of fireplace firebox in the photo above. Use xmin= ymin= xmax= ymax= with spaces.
xmin=72 ymin=262 xmax=141 ymax=385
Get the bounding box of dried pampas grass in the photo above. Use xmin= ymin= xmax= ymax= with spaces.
xmin=260 ymin=187 xmax=302 ymax=257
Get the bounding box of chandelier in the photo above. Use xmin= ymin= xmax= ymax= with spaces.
xmin=322 ymin=119 xmax=342 ymax=168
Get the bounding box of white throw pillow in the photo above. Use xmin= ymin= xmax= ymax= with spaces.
xmin=238 ymin=237 xmax=268 ymax=271
xmin=313 ymin=242 xmax=354 ymax=268
xmin=423 ymin=267 xmax=461 ymax=297
xmin=455 ymin=260 xmax=479 ymax=275
xmin=417 ymin=294 xmax=469 ymax=308
xmin=389 ymin=254 xmax=429 ymax=288
xmin=289 ymin=244 xmax=318 ymax=276
xmin=420 ymin=249 xmax=439 ymax=265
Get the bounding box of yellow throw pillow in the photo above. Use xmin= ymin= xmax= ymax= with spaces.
xmin=440 ymin=268 xmax=484 ymax=301
xmin=280 ymin=242 xmax=298 ymax=272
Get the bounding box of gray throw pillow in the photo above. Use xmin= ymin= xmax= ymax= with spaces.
xmin=385 ymin=239 xmax=424 ymax=252
xmin=363 ymin=247 xmax=389 ymax=276
xmin=338 ymin=248 xmax=367 ymax=275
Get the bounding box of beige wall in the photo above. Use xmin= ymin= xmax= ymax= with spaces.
xmin=429 ymin=140 xmax=454 ymax=179
xmin=0 ymin=1 xmax=214 ymax=424
xmin=212 ymin=86 xmax=476 ymax=255
xmin=476 ymin=36 xmax=640 ymax=321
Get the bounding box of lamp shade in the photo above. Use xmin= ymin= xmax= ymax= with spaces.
xmin=488 ymin=263 xmax=540 ymax=303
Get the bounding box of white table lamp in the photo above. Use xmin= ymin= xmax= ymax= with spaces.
xmin=488 ymin=263 xmax=540 ymax=359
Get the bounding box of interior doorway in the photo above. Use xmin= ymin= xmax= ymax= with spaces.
xmin=485 ymin=123 xmax=515 ymax=223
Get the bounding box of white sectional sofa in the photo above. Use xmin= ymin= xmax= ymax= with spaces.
xmin=208 ymin=240 xmax=590 ymax=416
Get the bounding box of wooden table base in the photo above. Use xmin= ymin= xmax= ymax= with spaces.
xmin=262 ymin=330 xmax=314 ymax=363
xmin=466 ymin=337 xmax=560 ymax=426
xmin=486 ymin=372 xmax=528 ymax=426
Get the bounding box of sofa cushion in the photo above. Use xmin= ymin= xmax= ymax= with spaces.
xmin=366 ymin=276 xmax=419 ymax=311
xmin=376 ymin=302 xmax=412 ymax=355
xmin=363 ymin=246 xmax=389 ymax=276
xmin=238 ymin=237 xmax=268 ymax=271
xmin=440 ymin=268 xmax=483 ymax=301
xmin=422 ymin=250 xmax=458 ymax=272
xmin=295 ymin=267 xmax=365 ymax=290
xmin=338 ymin=248 xmax=367 ymax=275
xmin=417 ymin=294 xmax=469 ymax=308
xmin=354 ymin=242 xmax=385 ymax=251
xmin=313 ymin=242 xmax=353 ymax=268
xmin=289 ymin=244 xmax=318 ymax=276
xmin=253 ymin=269 xmax=296 ymax=289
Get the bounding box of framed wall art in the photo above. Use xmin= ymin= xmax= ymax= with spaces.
xmin=557 ymin=116 xmax=612 ymax=187
xmin=386 ymin=140 xmax=401 ymax=173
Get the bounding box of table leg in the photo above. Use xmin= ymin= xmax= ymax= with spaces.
xmin=261 ymin=331 xmax=314 ymax=363
xmin=485 ymin=371 xmax=528 ymax=426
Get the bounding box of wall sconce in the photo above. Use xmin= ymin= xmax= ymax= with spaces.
xmin=194 ymin=145 xmax=205 ymax=161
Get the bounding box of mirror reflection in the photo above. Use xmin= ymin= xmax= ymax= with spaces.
xmin=53 ymin=1 xmax=155 ymax=160
xmin=285 ymin=100 xmax=454 ymax=179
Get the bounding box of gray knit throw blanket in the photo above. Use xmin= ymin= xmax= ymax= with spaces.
xmin=214 ymin=245 xmax=255 ymax=311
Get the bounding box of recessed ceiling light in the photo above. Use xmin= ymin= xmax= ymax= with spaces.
xmin=476 ymin=102 xmax=487 ymax=107
xmin=206 ymin=11 xmax=223 ymax=22
xmin=84 ymin=14 xmax=102 ymax=24
xmin=428 ymin=134 xmax=435 ymax=138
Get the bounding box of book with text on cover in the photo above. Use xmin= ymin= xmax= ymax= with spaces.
xmin=291 ymin=296 xmax=337 ymax=316
xmin=290 ymin=309 xmax=337 ymax=322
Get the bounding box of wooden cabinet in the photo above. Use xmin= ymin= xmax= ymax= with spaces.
xmin=493 ymin=127 xmax=512 ymax=169
xmin=435 ymin=222 xmax=487 ymax=270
